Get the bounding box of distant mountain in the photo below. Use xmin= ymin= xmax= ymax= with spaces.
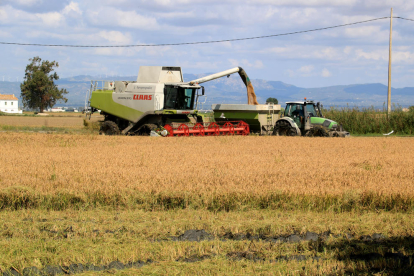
xmin=0 ymin=74 xmax=413 ymax=109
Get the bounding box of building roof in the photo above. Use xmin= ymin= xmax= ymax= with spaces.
xmin=0 ymin=94 xmax=18 ymax=101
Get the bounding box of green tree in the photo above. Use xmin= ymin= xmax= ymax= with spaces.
xmin=266 ymin=97 xmax=278 ymax=104
xmin=20 ymin=56 xmax=68 ymax=113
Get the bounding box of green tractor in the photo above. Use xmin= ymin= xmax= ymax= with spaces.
xmin=273 ymin=99 xmax=350 ymax=137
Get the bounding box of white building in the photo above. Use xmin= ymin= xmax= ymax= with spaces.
xmin=0 ymin=94 xmax=22 ymax=114
xmin=50 ymin=107 xmax=66 ymax=112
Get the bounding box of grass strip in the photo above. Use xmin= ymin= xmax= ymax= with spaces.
xmin=0 ymin=189 xmax=412 ymax=212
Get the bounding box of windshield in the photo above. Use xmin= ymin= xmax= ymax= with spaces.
xmin=164 ymin=86 xmax=196 ymax=110
xmin=284 ymin=103 xmax=303 ymax=117
xmin=306 ymin=103 xmax=317 ymax=117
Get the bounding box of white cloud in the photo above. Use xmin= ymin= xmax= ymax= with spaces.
xmin=287 ymin=69 xmax=296 ymax=77
xmin=299 ymin=65 xmax=314 ymax=73
xmin=63 ymin=2 xmax=82 ymax=15
xmin=344 ymin=46 xmax=353 ymax=55
xmin=268 ymin=47 xmax=289 ymax=54
xmin=176 ymin=60 xmax=221 ymax=70
xmin=0 ymin=8 xmax=8 ymax=22
xmin=322 ymin=68 xmax=332 ymax=77
xmin=344 ymin=25 xmax=392 ymax=43
xmin=0 ymin=5 xmax=66 ymax=27
xmin=98 ymin=31 xmax=132 ymax=44
xmin=0 ymin=30 xmax=12 ymax=37
xmin=145 ymin=45 xmax=171 ymax=56
xmin=249 ymin=0 xmax=357 ymax=6
xmin=355 ymin=49 xmax=387 ymax=61
xmin=393 ymin=51 xmax=414 ymax=64
xmin=36 ymin=12 xmax=64 ymax=27
xmin=228 ymin=59 xmax=264 ymax=69
xmin=10 ymin=0 xmax=41 ymax=6
xmin=0 ymin=5 xmax=34 ymax=24
xmin=266 ymin=45 xmax=345 ymax=61
xmin=345 ymin=26 xmax=381 ymax=37
xmin=94 ymin=48 xmax=140 ymax=57
xmin=88 ymin=8 xmax=158 ymax=30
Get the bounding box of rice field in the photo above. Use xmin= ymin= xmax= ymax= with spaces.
xmin=0 ymin=133 xmax=413 ymax=210
xmin=0 ymin=122 xmax=413 ymax=275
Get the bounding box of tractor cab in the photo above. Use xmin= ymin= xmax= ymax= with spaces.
xmin=284 ymin=100 xmax=323 ymax=130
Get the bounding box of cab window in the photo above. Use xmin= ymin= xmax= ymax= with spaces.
xmin=285 ymin=104 xmax=304 ymax=117
xmin=306 ymin=103 xmax=317 ymax=117
xmin=164 ymin=86 xmax=195 ymax=110
xmin=284 ymin=104 xmax=293 ymax=116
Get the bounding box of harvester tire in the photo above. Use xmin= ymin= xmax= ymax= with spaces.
xmin=100 ymin=121 xmax=120 ymax=135
xmin=273 ymin=121 xmax=297 ymax=136
xmin=136 ymin=124 xmax=158 ymax=136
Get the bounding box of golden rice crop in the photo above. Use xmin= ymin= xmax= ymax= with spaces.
xmin=0 ymin=133 xmax=413 ymax=210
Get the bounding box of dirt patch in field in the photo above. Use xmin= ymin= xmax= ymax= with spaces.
xmin=173 ymin=229 xmax=214 ymax=242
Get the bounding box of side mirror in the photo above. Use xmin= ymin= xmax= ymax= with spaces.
xmin=201 ymin=86 xmax=205 ymax=96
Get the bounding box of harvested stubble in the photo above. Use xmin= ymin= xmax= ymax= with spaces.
xmin=1 ymin=209 xmax=414 ymax=274
xmin=0 ymin=133 xmax=413 ymax=211
xmin=0 ymin=114 xmax=102 ymax=128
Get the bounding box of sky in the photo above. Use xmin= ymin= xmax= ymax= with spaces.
xmin=0 ymin=0 xmax=414 ymax=88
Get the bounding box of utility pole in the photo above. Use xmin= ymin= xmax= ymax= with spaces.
xmin=387 ymin=8 xmax=393 ymax=118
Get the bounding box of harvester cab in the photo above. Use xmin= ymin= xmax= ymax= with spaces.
xmin=273 ymin=99 xmax=350 ymax=137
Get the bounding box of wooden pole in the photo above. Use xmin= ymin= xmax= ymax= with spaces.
xmin=387 ymin=8 xmax=393 ymax=118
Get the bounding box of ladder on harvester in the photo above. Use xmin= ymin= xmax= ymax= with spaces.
xmin=84 ymin=81 xmax=98 ymax=120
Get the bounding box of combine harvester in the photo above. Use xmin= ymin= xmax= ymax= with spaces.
xmin=85 ymin=66 xmax=349 ymax=137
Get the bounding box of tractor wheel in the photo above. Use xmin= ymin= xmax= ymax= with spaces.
xmin=304 ymin=130 xmax=313 ymax=137
xmin=100 ymin=121 xmax=120 ymax=135
xmin=310 ymin=126 xmax=329 ymax=137
xmin=273 ymin=121 xmax=297 ymax=136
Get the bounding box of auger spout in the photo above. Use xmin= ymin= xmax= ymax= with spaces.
xmin=189 ymin=67 xmax=259 ymax=105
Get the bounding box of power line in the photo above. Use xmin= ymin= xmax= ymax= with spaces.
xmin=0 ymin=16 xmax=411 ymax=48
xmin=395 ymin=16 xmax=414 ymax=22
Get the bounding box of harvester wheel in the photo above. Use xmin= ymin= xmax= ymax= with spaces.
xmin=100 ymin=121 xmax=120 ymax=135
xmin=273 ymin=121 xmax=297 ymax=136
xmin=136 ymin=124 xmax=158 ymax=136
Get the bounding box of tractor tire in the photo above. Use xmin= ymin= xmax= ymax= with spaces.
xmin=100 ymin=121 xmax=120 ymax=135
xmin=273 ymin=121 xmax=297 ymax=136
xmin=309 ymin=126 xmax=329 ymax=137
